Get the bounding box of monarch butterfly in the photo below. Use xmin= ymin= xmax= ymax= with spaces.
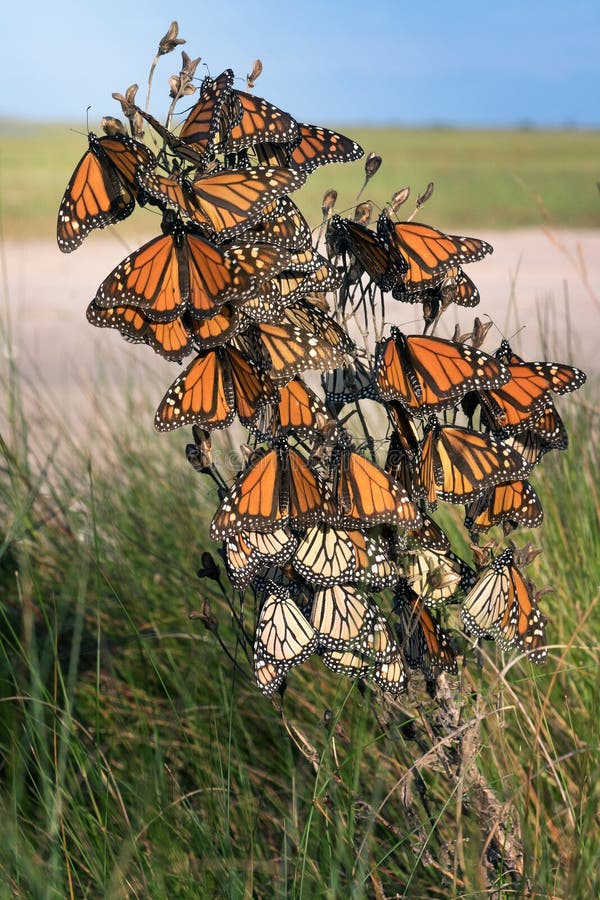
xmin=502 ymin=402 xmax=569 ymax=467
xmin=210 ymin=441 xmax=338 ymax=539
xmin=288 ymin=123 xmax=364 ymax=174
xmin=417 ymin=418 xmax=532 ymax=506
xmin=189 ymin=303 xmax=243 ymax=349
xmin=94 ymin=216 xmax=250 ymax=321
xmin=223 ymin=527 xmax=297 ymax=590
xmin=319 ymin=646 xmax=372 ymax=678
xmin=57 ymin=132 xmax=156 ymax=252
xmin=375 ymin=328 xmax=509 ymax=414
xmin=86 ymin=299 xmax=193 ymax=361
xmin=403 ymin=547 xmax=476 ymax=608
xmin=405 ymin=512 xmax=451 ymax=552
xmin=135 ymin=69 xmax=236 ymax=166
xmin=323 ymin=360 xmax=378 ymax=407
xmin=222 ymin=89 xmax=299 ymax=153
xmin=154 ymin=345 xmax=277 ymax=431
xmin=253 ymin=122 xmax=363 ymax=174
xmin=248 ymin=376 xmax=331 ymax=440
xmin=392 ymin=265 xmax=480 ymax=309
xmin=371 ymin=653 xmax=409 ymax=694
xmin=293 ymin=524 xmax=398 ymax=589
xmin=310 ymin=584 xmax=380 ymax=650
xmin=461 ymin=547 xmax=547 ymax=663
xmin=464 ymin=479 xmax=544 ymax=534
xmin=378 ymin=214 xmax=493 ymax=292
xmin=245 ymin=299 xmax=354 ymax=383
xmin=326 ymin=215 xmax=403 ymax=291
xmin=254 ymin=590 xmax=318 ymax=697
xmin=248 ymin=197 xmax=313 ymax=251
xmin=330 ymin=444 xmax=421 ymax=529
xmin=394 ymin=579 xmax=457 ymax=677
xmin=470 ymin=340 xmax=587 ymax=434
xmin=220 ymin=240 xmax=293 ymax=291
xmin=138 ymin=165 xmax=307 ymax=241
xmin=318 ymin=621 xmax=408 ymax=693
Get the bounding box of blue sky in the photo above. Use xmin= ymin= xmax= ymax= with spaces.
xmin=3 ymin=0 xmax=599 ymax=127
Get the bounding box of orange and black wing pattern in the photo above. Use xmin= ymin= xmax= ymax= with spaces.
xmin=190 ymin=167 xmax=306 ymax=239
xmin=476 ymin=340 xmax=587 ymax=433
xmin=327 ymin=215 xmax=402 ymax=291
xmin=461 ymin=548 xmax=547 ymax=663
xmin=86 ymin=300 xmax=192 ymax=361
xmin=223 ymin=89 xmax=299 ymax=152
xmin=464 ymin=479 xmax=544 ymax=533
xmin=417 ymin=419 xmax=531 ymax=506
xmin=375 ymin=328 xmax=509 ymax=414
xmin=288 ymin=123 xmax=363 ymax=174
xmin=378 ymin=215 xmax=493 ymax=291
xmin=394 ymin=579 xmax=457 ymax=676
xmin=57 ymin=133 xmax=155 ymax=252
xmin=330 ymin=445 xmax=420 ymax=528
xmin=155 ymin=345 xmax=276 ymax=431
xmin=94 ymin=218 xmax=248 ymax=321
xmin=248 ymin=376 xmax=331 ymax=439
xmin=210 ymin=443 xmax=336 ymax=539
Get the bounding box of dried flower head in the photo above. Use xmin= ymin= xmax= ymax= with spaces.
xmin=180 ymin=51 xmax=201 ymax=80
xmin=169 ymin=75 xmax=196 ymax=99
xmin=246 ymin=59 xmax=263 ymax=89
xmin=364 ymin=151 xmax=382 ymax=180
xmin=158 ymin=21 xmax=186 ymax=56
xmin=416 ymin=182 xmax=434 ymax=208
xmin=354 ymin=201 xmax=373 ymax=224
xmin=470 ymin=316 xmax=493 ymax=349
xmin=196 ymin=551 xmax=221 ymax=582
xmin=321 ymin=189 xmax=337 ymax=220
xmin=101 ymin=116 xmax=127 ymax=137
xmin=112 ymin=84 xmax=139 ymax=119
xmin=389 ymin=187 xmax=410 ymax=215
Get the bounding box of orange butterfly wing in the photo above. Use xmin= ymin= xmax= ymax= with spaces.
xmin=288 ymin=123 xmax=363 ymax=174
xmin=332 ymin=447 xmax=420 ymax=528
xmin=380 ymin=218 xmax=493 ymax=290
xmin=57 ymin=133 xmax=155 ymax=252
xmin=376 ymin=330 xmax=508 ymax=413
xmin=223 ymin=90 xmax=299 ymax=152
xmin=86 ymin=299 xmax=192 ymax=361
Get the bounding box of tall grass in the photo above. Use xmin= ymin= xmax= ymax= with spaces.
xmin=1 ymin=122 xmax=599 ymax=240
xmin=0 ymin=310 xmax=598 ymax=897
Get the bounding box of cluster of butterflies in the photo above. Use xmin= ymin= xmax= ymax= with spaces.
xmin=58 ymin=61 xmax=586 ymax=699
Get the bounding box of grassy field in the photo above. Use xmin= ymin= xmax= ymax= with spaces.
xmin=1 ymin=120 xmax=599 ymax=896
xmin=1 ymin=120 xmax=599 ymax=239
xmin=0 ymin=364 xmax=598 ymax=897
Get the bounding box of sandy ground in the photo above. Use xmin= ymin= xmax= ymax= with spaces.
xmin=1 ymin=227 xmax=598 ymax=451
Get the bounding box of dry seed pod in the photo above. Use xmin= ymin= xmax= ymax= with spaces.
xmin=470 ymin=317 xmax=493 ymax=348
xmin=111 ymin=84 xmax=139 ymax=119
xmin=389 ymin=187 xmax=410 ymax=215
xmin=354 ymin=201 xmax=373 ymax=225
xmin=158 ymin=21 xmax=185 ymax=56
xmin=247 ymin=59 xmax=263 ymax=89
xmin=321 ymin=189 xmax=338 ymax=220
xmin=416 ymin=181 xmax=434 ymax=208
xmin=364 ymin=152 xmax=382 ymax=180
xmin=101 ymin=116 xmax=127 ymax=136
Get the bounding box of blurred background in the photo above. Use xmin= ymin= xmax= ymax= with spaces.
xmin=1 ymin=4 xmax=599 ymax=897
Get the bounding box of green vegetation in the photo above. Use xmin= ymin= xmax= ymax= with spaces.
xmin=1 ymin=115 xmax=599 ymax=896
xmin=0 ymin=338 xmax=598 ymax=896
xmin=1 ymin=120 xmax=599 ymax=239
